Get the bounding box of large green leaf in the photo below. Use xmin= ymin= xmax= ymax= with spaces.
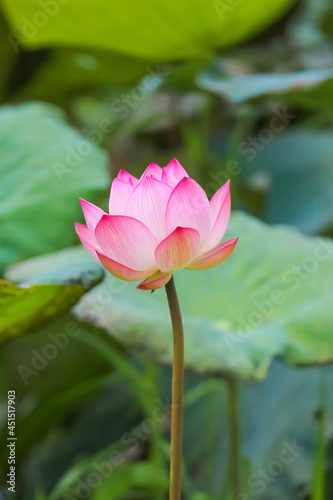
xmin=2 ymin=0 xmax=294 ymax=60
xmin=9 ymin=213 xmax=333 ymax=380
xmin=0 ymin=280 xmax=82 ymax=339
xmin=0 ymin=102 xmax=109 ymax=272
xmin=0 ymin=258 xmax=104 ymax=341
xmin=238 ymin=130 xmax=333 ymax=234
xmin=5 ymin=246 xmax=96 ymax=283
xmin=73 ymin=212 xmax=333 ymax=381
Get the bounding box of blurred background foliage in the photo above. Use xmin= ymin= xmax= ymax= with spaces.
xmin=1 ymin=0 xmax=333 ymax=499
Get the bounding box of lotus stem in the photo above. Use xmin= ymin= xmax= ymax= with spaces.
xmin=165 ymin=276 xmax=184 ymax=500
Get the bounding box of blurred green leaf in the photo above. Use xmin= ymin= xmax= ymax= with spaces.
xmin=75 ymin=211 xmax=333 ymax=381
xmin=2 ymin=0 xmax=294 ymax=60
xmin=0 ymin=258 xmax=103 ymax=340
xmin=239 ymin=130 xmax=333 ymax=234
xmin=198 ymin=66 xmax=333 ymax=103
xmin=0 ymin=101 xmax=109 ymax=272
xmin=5 ymin=246 xmax=96 ymax=284
xmin=0 ymin=280 xmax=81 ymax=340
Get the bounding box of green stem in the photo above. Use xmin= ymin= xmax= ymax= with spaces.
xmin=227 ymin=378 xmax=240 ymax=500
xmin=165 ymin=276 xmax=184 ymax=500
xmin=312 ymin=374 xmax=327 ymax=500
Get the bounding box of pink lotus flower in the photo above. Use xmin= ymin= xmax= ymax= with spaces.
xmin=75 ymin=159 xmax=238 ymax=290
